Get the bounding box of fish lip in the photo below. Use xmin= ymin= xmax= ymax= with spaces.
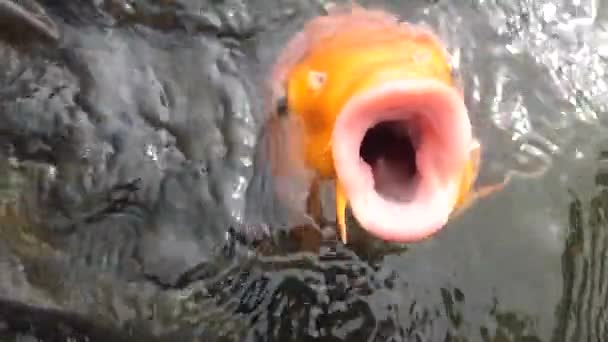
xmin=331 ymin=79 xmax=473 ymax=242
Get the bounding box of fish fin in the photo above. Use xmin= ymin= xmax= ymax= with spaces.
xmin=335 ymin=181 xmax=348 ymax=244
xmin=465 ymin=140 xmax=512 ymax=202
xmin=306 ymin=178 xmax=324 ymax=224
xmin=450 ymin=141 xmax=510 ymax=219
xmin=450 ymin=179 xmax=509 ymax=219
xmin=262 ymin=114 xmax=317 ymax=223
xmin=468 ymin=139 xmax=482 ymax=181
xmin=450 ymin=140 xmax=481 ymax=209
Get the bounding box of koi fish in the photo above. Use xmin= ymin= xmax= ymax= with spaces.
xmin=262 ymin=3 xmax=507 ymax=244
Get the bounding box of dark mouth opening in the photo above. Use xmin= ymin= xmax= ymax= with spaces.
xmin=359 ymin=120 xmax=419 ymax=202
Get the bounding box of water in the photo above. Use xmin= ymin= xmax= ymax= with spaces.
xmin=0 ymin=0 xmax=607 ymax=341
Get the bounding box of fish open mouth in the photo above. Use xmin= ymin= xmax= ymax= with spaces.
xmin=359 ymin=119 xmax=420 ymax=203
xmin=332 ymin=79 xmax=473 ymax=242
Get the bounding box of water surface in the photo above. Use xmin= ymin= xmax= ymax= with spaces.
xmin=0 ymin=0 xmax=607 ymax=341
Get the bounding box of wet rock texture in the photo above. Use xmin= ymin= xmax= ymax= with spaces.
xmin=1 ymin=0 xmax=299 ymax=283
xmin=0 ymin=0 xmax=595 ymax=341
xmin=0 ymin=0 xmax=267 ymax=339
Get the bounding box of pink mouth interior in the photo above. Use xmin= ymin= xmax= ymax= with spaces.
xmin=359 ymin=118 xmax=420 ymax=203
xmin=332 ymin=79 xmax=472 ymax=243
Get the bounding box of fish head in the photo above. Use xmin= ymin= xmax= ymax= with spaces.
xmin=267 ymin=3 xmax=456 ymax=174
xmin=263 ymin=3 xmax=481 ymax=242
xmin=263 ymin=4 xmax=407 ymax=183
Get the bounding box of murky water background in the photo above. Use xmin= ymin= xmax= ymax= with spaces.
xmin=1 ymin=0 xmax=608 ymax=341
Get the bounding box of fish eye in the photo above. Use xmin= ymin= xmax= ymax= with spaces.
xmin=308 ymin=71 xmax=327 ymax=90
xmin=276 ymin=94 xmax=288 ymax=117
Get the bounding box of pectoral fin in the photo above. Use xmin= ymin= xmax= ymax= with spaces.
xmin=263 ymin=114 xmax=316 ymax=220
xmin=450 ymin=140 xmax=509 ymax=218
xmin=306 ymin=178 xmax=323 ymax=224
xmin=335 ymin=181 xmax=348 ymax=244
xmin=450 ymin=178 xmax=510 ymax=219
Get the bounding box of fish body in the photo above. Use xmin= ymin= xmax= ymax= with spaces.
xmin=264 ymin=4 xmax=506 ymax=244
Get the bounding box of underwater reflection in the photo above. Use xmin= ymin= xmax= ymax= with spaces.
xmin=553 ymin=148 xmax=608 ymax=342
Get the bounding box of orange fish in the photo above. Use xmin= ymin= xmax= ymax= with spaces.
xmin=262 ymin=4 xmax=507 ymax=244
